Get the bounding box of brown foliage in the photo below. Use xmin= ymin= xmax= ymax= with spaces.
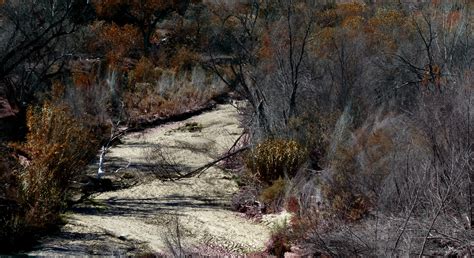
xmin=245 ymin=139 xmax=307 ymax=184
xmin=260 ymin=177 xmax=286 ymax=211
xmin=93 ymin=0 xmax=199 ymax=55
xmin=97 ymin=23 xmax=140 ymax=67
xmin=94 ymin=0 xmax=186 ymax=18
xmin=124 ymin=73 xmax=216 ymax=121
xmin=168 ymin=47 xmax=200 ymax=72
xmin=0 ymin=102 xmax=99 ymax=251
xmin=16 ymin=102 xmax=98 ymax=227
xmin=129 ymin=56 xmax=159 ymax=85
xmin=286 ymin=196 xmax=300 ymax=214
xmin=336 ymin=2 xmax=366 ymax=19
xmin=323 ymin=125 xmax=394 ymax=221
xmin=288 ymin=111 xmax=339 ymax=169
xmin=266 ymin=227 xmax=292 ymax=257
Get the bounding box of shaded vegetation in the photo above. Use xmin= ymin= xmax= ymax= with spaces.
xmin=0 ymin=0 xmax=473 ymax=256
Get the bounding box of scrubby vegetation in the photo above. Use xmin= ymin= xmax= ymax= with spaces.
xmin=245 ymin=139 xmax=307 ymax=184
xmin=216 ymin=0 xmax=473 ymax=256
xmin=0 ymin=0 xmax=472 ymax=256
xmin=0 ymin=101 xmax=98 ymax=250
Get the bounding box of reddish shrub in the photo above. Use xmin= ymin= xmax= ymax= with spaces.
xmin=286 ymin=196 xmax=300 ymax=214
xmin=266 ymin=228 xmax=292 ymax=257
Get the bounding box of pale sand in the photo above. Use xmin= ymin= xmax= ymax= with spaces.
xmin=29 ymin=104 xmax=273 ymax=256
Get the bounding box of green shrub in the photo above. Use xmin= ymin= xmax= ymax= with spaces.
xmin=260 ymin=178 xmax=287 ymax=204
xmin=260 ymin=178 xmax=288 ymax=213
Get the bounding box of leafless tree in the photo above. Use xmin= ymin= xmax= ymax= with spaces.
xmin=0 ymin=0 xmax=85 ymax=108
xmin=208 ymin=0 xmax=316 ymax=139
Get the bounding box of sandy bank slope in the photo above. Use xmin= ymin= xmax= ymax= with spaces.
xmin=29 ymin=104 xmax=270 ymax=256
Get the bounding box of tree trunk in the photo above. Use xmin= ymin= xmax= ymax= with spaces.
xmin=142 ymin=29 xmax=152 ymax=57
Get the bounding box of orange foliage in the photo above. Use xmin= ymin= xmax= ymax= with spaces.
xmin=365 ymin=9 xmax=410 ymax=53
xmin=258 ymin=30 xmax=273 ymax=60
xmin=313 ymin=27 xmax=336 ymax=58
xmin=314 ymin=4 xmax=414 ymax=57
xmin=422 ymin=64 xmax=442 ymax=90
xmin=258 ymin=30 xmax=277 ymax=73
xmin=50 ymin=81 xmax=66 ymax=102
xmin=69 ymin=59 xmax=102 ymax=90
xmin=168 ymin=47 xmax=199 ymax=72
xmin=72 ymin=72 xmax=92 ymax=88
xmin=341 ymin=15 xmax=365 ymax=31
xmin=318 ymin=8 xmax=338 ymax=27
xmin=130 ymin=57 xmax=156 ymax=85
xmin=93 ymin=0 xmax=199 ymax=56
xmin=97 ymin=23 xmax=140 ymax=67
xmin=335 ymin=2 xmax=366 ymax=19
xmin=15 ymin=102 xmax=97 ymax=227
xmin=447 ymin=10 xmax=462 ymax=30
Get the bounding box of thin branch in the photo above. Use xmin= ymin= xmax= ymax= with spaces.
xmin=165 ymin=146 xmax=250 ymax=181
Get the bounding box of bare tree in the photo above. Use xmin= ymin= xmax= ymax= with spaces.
xmin=0 ymin=0 xmax=85 ymax=109
xmin=208 ymin=0 xmax=316 ymax=138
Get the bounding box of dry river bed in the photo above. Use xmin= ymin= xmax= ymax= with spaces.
xmin=28 ymin=104 xmax=290 ymax=256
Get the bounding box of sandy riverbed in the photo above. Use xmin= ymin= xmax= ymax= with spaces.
xmin=29 ymin=104 xmax=274 ymax=256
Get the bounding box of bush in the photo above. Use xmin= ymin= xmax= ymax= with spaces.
xmin=124 ymin=68 xmax=220 ymax=122
xmin=16 ymin=102 xmax=97 ymax=229
xmin=0 ymin=145 xmax=23 ymax=250
xmin=1 ymin=100 xmax=103 ymax=252
xmin=322 ymin=120 xmax=394 ymax=221
xmin=231 ymin=186 xmax=262 ymax=218
xmin=288 ymin=111 xmax=339 ymax=170
xmin=322 ymin=144 xmax=372 ymax=221
xmin=286 ymin=196 xmax=300 ymax=214
xmin=245 ymin=139 xmax=307 ymax=184
xmin=260 ymin=178 xmax=287 ymax=212
xmin=265 ymin=222 xmax=292 ymax=257
xmin=128 ymin=56 xmax=160 ymax=86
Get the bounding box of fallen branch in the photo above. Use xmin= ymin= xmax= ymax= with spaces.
xmin=160 ymin=146 xmax=249 ymax=181
xmin=227 ymin=132 xmax=247 ymax=154
xmin=114 ymin=159 xmax=131 ymax=174
xmin=98 ymin=120 xmax=128 ymax=178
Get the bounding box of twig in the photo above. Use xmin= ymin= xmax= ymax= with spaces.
xmin=418 ymin=187 xmax=451 ymax=257
xmin=393 ymin=190 xmax=419 ymax=253
xmin=227 ymin=132 xmax=246 ymax=154
xmin=161 ymin=146 xmax=249 ymax=181
xmin=114 ymin=159 xmax=131 ymax=173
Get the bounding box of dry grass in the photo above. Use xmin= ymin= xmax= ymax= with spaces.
xmin=245 ymin=139 xmax=307 ymax=184
xmin=124 ymin=67 xmax=225 ymax=122
xmin=1 ymin=102 xmax=99 ymax=251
